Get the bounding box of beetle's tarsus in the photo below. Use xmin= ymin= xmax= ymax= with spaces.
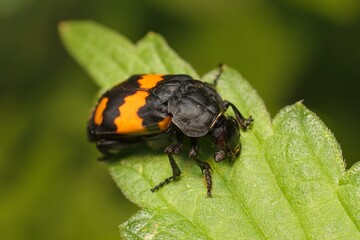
xmin=151 ymin=174 xmax=179 ymax=192
xmin=223 ymin=101 xmax=253 ymax=130
xmin=204 ymin=168 xmax=213 ymax=197
xmin=242 ymin=115 xmax=254 ymax=129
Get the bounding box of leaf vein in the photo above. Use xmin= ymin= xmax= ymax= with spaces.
xmin=120 ymin=163 xmax=213 ymax=240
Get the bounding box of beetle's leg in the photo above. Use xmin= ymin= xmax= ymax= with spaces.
xmin=151 ymin=153 xmax=181 ymax=192
xmin=189 ymin=138 xmax=213 ymax=197
xmin=151 ymin=134 xmax=183 ymax=192
xmin=96 ymin=139 xmax=139 ymax=160
xmin=96 ymin=139 xmax=122 ymax=160
xmin=224 ymin=100 xmax=254 ymax=129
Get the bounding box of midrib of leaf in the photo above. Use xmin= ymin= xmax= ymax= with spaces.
xmin=212 ymin=157 xmax=268 ymax=239
xmin=204 ymin=69 xmax=274 ymax=239
xmin=299 ymin=107 xmax=342 ymax=191
xmin=111 ymin=154 xmax=267 ymax=239
xmin=211 ymin=67 xmax=358 ymax=238
xmin=207 ymin=68 xmax=306 ymax=239
xmin=266 ymin=104 xmax=359 ymax=239
xmin=338 ymin=161 xmax=360 ymax=232
xmin=263 ymin=132 xmax=318 ymax=238
xmin=266 ymin=116 xmax=327 ymax=238
xmin=299 ymin=110 xmax=344 ymax=185
xmin=118 ymin=163 xmax=212 ymax=239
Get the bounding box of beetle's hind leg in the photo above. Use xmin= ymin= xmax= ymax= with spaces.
xmin=189 ymin=138 xmax=213 ymax=197
xmin=96 ymin=139 xmax=137 ymax=160
xmin=96 ymin=139 xmax=122 ymax=160
xmin=151 ymin=141 xmax=183 ymax=193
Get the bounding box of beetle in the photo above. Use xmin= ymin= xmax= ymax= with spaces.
xmin=87 ymin=69 xmax=253 ymax=197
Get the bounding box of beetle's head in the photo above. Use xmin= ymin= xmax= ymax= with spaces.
xmin=211 ymin=115 xmax=241 ymax=162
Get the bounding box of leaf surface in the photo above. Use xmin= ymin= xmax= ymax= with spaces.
xmin=59 ymin=21 xmax=360 ymax=239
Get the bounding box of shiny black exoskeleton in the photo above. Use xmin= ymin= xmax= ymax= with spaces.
xmin=88 ymin=67 xmax=253 ymax=197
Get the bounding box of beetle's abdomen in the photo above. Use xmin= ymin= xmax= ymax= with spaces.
xmin=88 ymin=74 xmax=173 ymax=141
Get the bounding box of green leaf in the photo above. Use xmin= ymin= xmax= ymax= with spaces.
xmin=59 ymin=21 xmax=360 ymax=239
xmin=59 ymin=20 xmax=148 ymax=90
xmin=120 ymin=209 xmax=211 ymax=240
xmin=265 ymin=103 xmax=358 ymax=239
xmin=136 ymin=32 xmax=198 ymax=78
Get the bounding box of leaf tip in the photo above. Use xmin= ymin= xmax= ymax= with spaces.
xmin=58 ymin=21 xmax=69 ymax=35
xmin=146 ymin=31 xmax=157 ymax=36
xmin=295 ymin=99 xmax=304 ymax=106
xmin=143 ymin=31 xmax=166 ymax=42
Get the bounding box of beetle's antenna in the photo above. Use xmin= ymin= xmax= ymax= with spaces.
xmin=213 ymin=63 xmax=224 ymax=87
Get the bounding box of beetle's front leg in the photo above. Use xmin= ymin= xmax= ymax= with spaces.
xmin=189 ymin=138 xmax=213 ymax=197
xmin=223 ymin=100 xmax=253 ymax=129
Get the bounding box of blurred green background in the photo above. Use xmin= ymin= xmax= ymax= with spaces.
xmin=1 ymin=0 xmax=359 ymax=239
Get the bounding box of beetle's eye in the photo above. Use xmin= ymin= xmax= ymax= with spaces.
xmin=214 ymin=150 xmax=226 ymax=162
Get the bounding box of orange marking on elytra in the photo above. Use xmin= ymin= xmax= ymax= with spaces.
xmin=138 ymin=74 xmax=164 ymax=89
xmin=158 ymin=116 xmax=172 ymax=131
xmin=94 ymin=97 xmax=108 ymax=125
xmin=114 ymin=91 xmax=149 ymax=134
